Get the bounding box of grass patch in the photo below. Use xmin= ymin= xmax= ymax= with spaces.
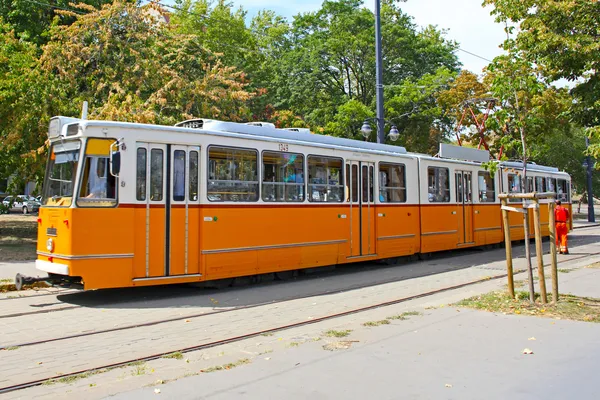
xmin=362 ymin=320 xmax=390 ymax=327
xmin=201 ymin=358 xmax=250 ymax=373
xmin=457 ymin=290 xmax=600 ymax=323
xmin=584 ymin=262 xmax=600 ymax=269
xmin=324 ymin=329 xmax=352 ymax=338
xmin=388 ymin=311 xmax=422 ymax=320
xmin=162 ymin=352 xmax=184 ymax=360
xmin=3 ymin=346 xmax=19 ymax=351
xmin=131 ymin=363 xmax=148 ymax=376
xmin=558 ymin=269 xmax=571 ymax=273
xmin=287 ymin=342 xmax=300 ymax=347
xmin=0 ymin=278 xmax=11 ymax=283
xmin=260 ymin=332 xmax=274 ymax=337
xmin=43 ymin=369 xmax=106 ymax=386
xmin=0 ymin=281 xmax=50 ymax=293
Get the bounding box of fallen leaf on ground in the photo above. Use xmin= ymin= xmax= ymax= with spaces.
xmin=522 ymin=348 xmax=534 ymax=355
xmin=264 ymin=357 xmax=271 ymax=360
xmin=445 ymin=384 xmax=452 ymax=388
xmin=528 ymin=337 xmax=536 ymax=341
xmin=185 ymin=319 xmax=191 ymax=323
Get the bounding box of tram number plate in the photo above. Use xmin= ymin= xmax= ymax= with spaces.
xmin=278 ymin=143 xmax=289 ymax=152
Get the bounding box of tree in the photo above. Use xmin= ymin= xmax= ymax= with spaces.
xmin=437 ymin=70 xmax=492 ymax=148
xmin=41 ymin=2 xmax=254 ymax=123
xmin=0 ymin=0 xmax=119 ymax=44
xmin=276 ymin=0 xmax=459 ymax=129
xmin=0 ymin=20 xmax=49 ymax=191
xmin=483 ymin=0 xmax=600 ymax=155
xmin=0 ymin=2 xmax=256 ymax=187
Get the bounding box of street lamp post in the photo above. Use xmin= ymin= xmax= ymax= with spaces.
xmin=585 ymin=136 xmax=595 ymax=222
xmin=374 ymin=0 xmax=385 ymax=144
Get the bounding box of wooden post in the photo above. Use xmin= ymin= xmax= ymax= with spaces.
xmin=532 ymin=198 xmax=547 ymax=303
xmin=548 ymin=200 xmax=559 ymax=304
xmin=501 ymin=198 xmax=515 ymax=298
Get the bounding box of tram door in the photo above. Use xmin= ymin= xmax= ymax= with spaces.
xmin=169 ymin=145 xmax=201 ymax=277
xmin=134 ymin=143 xmax=200 ymax=280
xmin=455 ymin=171 xmax=474 ymax=245
xmin=347 ymin=161 xmax=376 ymax=257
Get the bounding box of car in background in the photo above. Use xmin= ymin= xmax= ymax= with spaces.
xmin=1 ymin=195 xmax=41 ymax=214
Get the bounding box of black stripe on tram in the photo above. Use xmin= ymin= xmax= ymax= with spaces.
xmin=165 ymin=145 xmax=171 ymax=276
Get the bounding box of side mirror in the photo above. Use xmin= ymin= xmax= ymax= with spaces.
xmin=110 ymin=151 xmax=121 ymax=176
xmin=109 ymin=140 xmax=122 ymax=177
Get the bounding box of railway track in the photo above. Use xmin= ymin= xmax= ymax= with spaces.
xmin=1 ymin=233 xmax=597 ymax=395
xmin=0 ymin=271 xmax=511 ymax=395
xmin=2 ymin=240 xmax=597 ymax=346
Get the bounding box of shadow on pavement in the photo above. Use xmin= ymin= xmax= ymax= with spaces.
xmin=56 ymin=234 xmax=600 ymax=310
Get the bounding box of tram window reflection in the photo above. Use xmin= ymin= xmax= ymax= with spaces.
xmin=207 ymin=146 xmax=258 ymax=202
xmin=378 ymin=163 xmax=406 ymax=203
xmin=136 ymin=148 xmax=147 ymax=201
xmin=307 ymin=156 xmax=343 ymax=202
xmin=508 ymin=174 xmax=521 ymax=203
xmin=173 ymin=150 xmax=186 ymax=202
xmin=478 ymin=171 xmax=495 ymax=202
xmin=427 ymin=167 xmax=450 ymax=202
xmin=150 ymin=149 xmax=163 ymax=201
xmin=189 ymin=151 xmax=199 ymax=201
xmin=262 ymin=151 xmax=304 ymax=202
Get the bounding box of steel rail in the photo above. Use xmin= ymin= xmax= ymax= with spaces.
xmin=3 ymin=247 xmax=600 ymax=395
xmin=0 ymin=272 xmax=510 ymax=395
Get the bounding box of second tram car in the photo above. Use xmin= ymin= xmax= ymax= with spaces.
xmin=26 ymin=116 xmax=572 ymax=290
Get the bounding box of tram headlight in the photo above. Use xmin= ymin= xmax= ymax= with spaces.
xmin=46 ymin=238 xmax=54 ymax=252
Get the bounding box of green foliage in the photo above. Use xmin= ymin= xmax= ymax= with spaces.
xmin=0 ymin=2 xmax=254 ymax=184
xmin=0 ymin=19 xmax=49 ymax=189
xmin=0 ymin=0 xmax=118 ymax=45
xmin=484 ymin=0 xmax=600 ymax=156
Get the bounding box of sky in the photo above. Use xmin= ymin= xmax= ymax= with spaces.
xmin=229 ymin=0 xmax=508 ymax=75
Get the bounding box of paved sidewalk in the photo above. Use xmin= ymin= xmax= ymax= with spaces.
xmin=112 ymin=265 xmax=600 ymax=400
xmin=1 ymin=227 xmax=599 ymax=399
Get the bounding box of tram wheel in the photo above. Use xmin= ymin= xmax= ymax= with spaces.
xmin=417 ymin=252 xmax=432 ymax=261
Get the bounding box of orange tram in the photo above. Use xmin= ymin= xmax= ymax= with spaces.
xmin=17 ymin=116 xmax=572 ymax=290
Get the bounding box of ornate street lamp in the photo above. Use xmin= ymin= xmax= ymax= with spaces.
xmin=360 ymin=119 xmax=400 ymax=142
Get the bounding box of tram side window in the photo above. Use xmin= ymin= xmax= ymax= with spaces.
xmin=508 ymin=174 xmax=521 ymax=203
xmin=527 ymin=177 xmax=534 ymax=193
xmin=189 ymin=151 xmax=199 ymax=201
xmin=173 ymin=150 xmax=186 ymax=202
xmin=308 ymin=156 xmax=343 ymax=202
xmin=208 ymin=146 xmax=258 ymax=202
xmin=262 ymin=151 xmax=304 ymax=202
xmin=77 ymin=138 xmax=117 ymax=207
xmin=547 ymin=178 xmax=556 ymax=193
xmin=427 ymin=167 xmax=450 ymax=202
xmin=535 ymin=176 xmax=546 ymax=192
xmin=150 ymin=149 xmax=163 ymax=201
xmin=136 ymin=148 xmax=147 ymax=201
xmin=379 ymin=163 xmax=406 ymax=203
xmin=557 ymin=179 xmax=570 ymax=202
xmin=478 ymin=171 xmax=495 ymax=202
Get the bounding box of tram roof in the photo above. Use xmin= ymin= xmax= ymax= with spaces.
xmin=73 ymin=118 xmax=409 ymax=156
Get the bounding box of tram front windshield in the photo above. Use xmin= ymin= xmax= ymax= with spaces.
xmin=42 ymin=141 xmax=81 ymax=207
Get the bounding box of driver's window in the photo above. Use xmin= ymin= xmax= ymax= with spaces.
xmin=77 ymin=138 xmax=117 ymax=207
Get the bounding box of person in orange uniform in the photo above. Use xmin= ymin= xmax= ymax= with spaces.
xmin=554 ymin=200 xmax=570 ymax=254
